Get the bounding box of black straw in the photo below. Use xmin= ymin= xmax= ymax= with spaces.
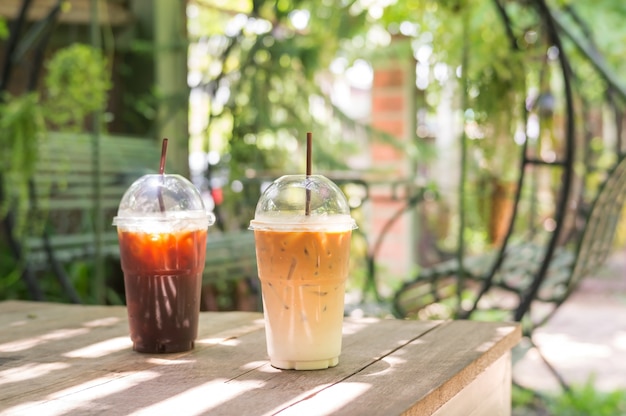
xmin=305 ymin=132 xmax=312 ymax=216
xmin=158 ymin=138 xmax=168 ymax=212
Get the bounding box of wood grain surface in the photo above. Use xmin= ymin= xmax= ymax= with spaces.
xmin=0 ymin=301 xmax=520 ymax=415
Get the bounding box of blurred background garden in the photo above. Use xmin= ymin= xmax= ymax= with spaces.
xmin=1 ymin=0 xmax=626 ymax=414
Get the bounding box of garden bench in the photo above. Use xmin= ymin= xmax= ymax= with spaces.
xmin=23 ymin=132 xmax=161 ymax=301
xmin=393 ymin=154 xmax=626 ymax=364
xmin=392 ymin=154 xmax=626 ymax=394
xmin=201 ymin=229 xmax=259 ymax=311
xmin=24 ymin=132 xmax=261 ymax=309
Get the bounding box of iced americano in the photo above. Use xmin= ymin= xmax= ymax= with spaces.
xmin=118 ymin=227 xmax=207 ymax=353
xmin=113 ymin=174 xmax=214 ymax=353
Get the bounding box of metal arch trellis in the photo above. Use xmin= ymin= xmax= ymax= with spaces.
xmin=462 ymin=0 xmax=578 ymax=322
xmin=472 ymin=0 xmax=626 ymax=322
xmin=512 ymin=0 xmax=575 ymax=321
xmin=363 ymin=0 xmax=626 ymax=311
xmin=361 ymin=0 xmax=574 ymax=307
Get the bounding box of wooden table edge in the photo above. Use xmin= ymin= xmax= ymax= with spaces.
xmin=404 ymin=320 xmax=522 ymax=416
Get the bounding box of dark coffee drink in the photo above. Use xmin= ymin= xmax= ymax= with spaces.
xmin=118 ymin=228 xmax=207 ymax=353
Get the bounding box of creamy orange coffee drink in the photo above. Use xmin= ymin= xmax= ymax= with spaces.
xmin=250 ymin=175 xmax=356 ymax=370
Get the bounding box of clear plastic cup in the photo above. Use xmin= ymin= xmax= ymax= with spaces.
xmin=249 ymin=174 xmax=357 ymax=370
xmin=113 ymin=174 xmax=215 ymax=353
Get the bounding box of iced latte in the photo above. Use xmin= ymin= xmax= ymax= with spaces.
xmin=250 ymin=175 xmax=356 ymax=370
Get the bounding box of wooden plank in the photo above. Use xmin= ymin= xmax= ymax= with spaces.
xmin=35 ymin=160 xmax=156 ymax=171
xmin=203 ymin=231 xmax=257 ymax=282
xmin=275 ymin=320 xmax=521 ymax=416
xmin=25 ymin=133 xmax=161 ymax=268
xmin=32 ymin=185 xmax=130 ymax=196
xmin=0 ymin=301 xmax=520 ymax=415
xmin=196 ymin=319 xmax=443 ymax=416
xmin=27 ymin=233 xmax=118 ymax=248
xmin=26 ymin=234 xmax=120 ymax=260
xmin=29 ymin=199 xmax=121 ymax=211
xmin=0 ymin=302 xmax=265 ymax=411
xmin=0 ymin=302 xmax=438 ymax=414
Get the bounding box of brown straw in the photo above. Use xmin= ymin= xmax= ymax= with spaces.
xmin=305 ymin=132 xmax=312 ymax=216
xmin=158 ymin=138 xmax=168 ymax=212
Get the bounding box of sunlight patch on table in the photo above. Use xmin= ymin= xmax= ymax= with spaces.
xmin=475 ymin=326 xmax=516 ymax=353
xmin=82 ymin=317 xmax=122 ymax=327
xmin=196 ymin=337 xmax=242 ymax=347
xmin=369 ymin=355 xmax=407 ymax=376
xmin=49 ymin=370 xmax=159 ymax=400
xmin=0 ymin=362 xmax=69 ymax=385
xmin=0 ymin=371 xmax=159 ymax=416
xmin=197 ymin=322 xmax=265 ymax=345
xmin=240 ymin=360 xmax=269 ymax=370
xmin=63 ymin=336 xmax=131 ymax=358
xmin=0 ymin=328 xmax=89 ymax=352
xmin=126 ymin=379 xmax=261 ymax=416
xmin=146 ymin=357 xmax=195 ymax=365
xmin=402 ymin=338 xmax=426 ymax=346
xmin=269 ymin=382 xmax=372 ymax=416
xmin=219 ymin=338 xmax=242 ymax=347
xmin=342 ymin=318 xmax=379 ymax=335
xmin=473 ymin=325 xmax=519 ymax=353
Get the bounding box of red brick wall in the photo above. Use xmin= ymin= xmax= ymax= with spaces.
xmin=368 ymin=56 xmax=416 ymax=283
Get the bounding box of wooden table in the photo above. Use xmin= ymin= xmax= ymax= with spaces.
xmin=0 ymin=301 xmax=520 ymax=415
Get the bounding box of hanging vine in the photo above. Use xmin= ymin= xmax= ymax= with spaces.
xmin=0 ymin=92 xmax=45 ymax=235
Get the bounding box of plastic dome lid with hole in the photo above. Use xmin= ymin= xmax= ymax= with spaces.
xmin=249 ymin=175 xmax=357 ymax=231
xmin=112 ymin=174 xmax=215 ymax=231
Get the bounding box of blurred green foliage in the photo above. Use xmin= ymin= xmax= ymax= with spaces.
xmin=0 ymin=92 xmax=44 ymax=235
xmin=190 ymin=0 xmax=370 ymax=174
xmin=0 ymin=38 xmax=112 ymax=301
xmin=513 ymin=376 xmax=626 ymax=416
xmin=3 ymin=1 xmax=626 ymax=304
xmin=546 ymin=378 xmax=626 ymax=416
xmin=0 ymin=19 xmax=8 ymax=40
xmin=44 ymin=44 xmax=111 ymax=130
